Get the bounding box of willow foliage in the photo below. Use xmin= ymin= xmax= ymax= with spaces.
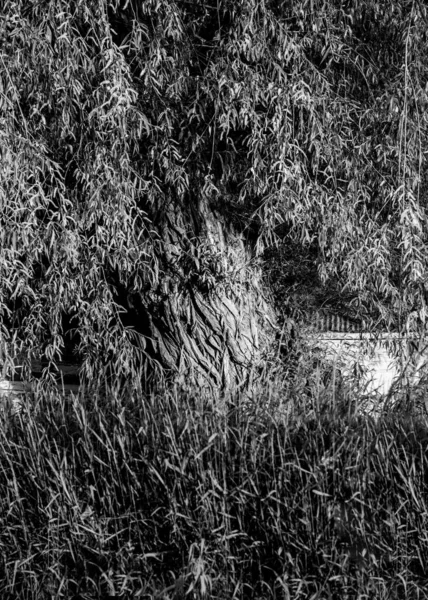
xmin=1 ymin=0 xmax=427 ymax=387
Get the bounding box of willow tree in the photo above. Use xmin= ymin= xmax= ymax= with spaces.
xmin=1 ymin=0 xmax=428 ymax=390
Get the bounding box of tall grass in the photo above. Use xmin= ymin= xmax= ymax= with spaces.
xmin=0 ymin=373 xmax=427 ymax=599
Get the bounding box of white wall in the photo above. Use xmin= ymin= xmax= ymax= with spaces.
xmin=307 ymin=332 xmax=403 ymax=403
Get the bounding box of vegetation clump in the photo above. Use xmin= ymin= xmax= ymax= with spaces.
xmin=0 ymin=381 xmax=427 ymax=599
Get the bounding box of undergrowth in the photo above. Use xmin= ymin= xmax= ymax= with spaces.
xmin=0 ymin=377 xmax=427 ymax=599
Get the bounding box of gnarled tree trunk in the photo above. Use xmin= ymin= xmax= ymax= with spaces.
xmin=129 ymin=196 xmax=277 ymax=391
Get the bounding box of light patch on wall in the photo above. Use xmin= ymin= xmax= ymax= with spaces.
xmin=306 ymin=331 xmax=404 ymax=413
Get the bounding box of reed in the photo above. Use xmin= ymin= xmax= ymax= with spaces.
xmin=0 ymin=368 xmax=427 ymax=599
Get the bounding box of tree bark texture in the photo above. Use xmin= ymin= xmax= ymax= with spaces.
xmin=134 ymin=197 xmax=277 ymax=390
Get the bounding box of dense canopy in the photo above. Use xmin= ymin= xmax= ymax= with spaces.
xmin=1 ymin=0 xmax=428 ymax=389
